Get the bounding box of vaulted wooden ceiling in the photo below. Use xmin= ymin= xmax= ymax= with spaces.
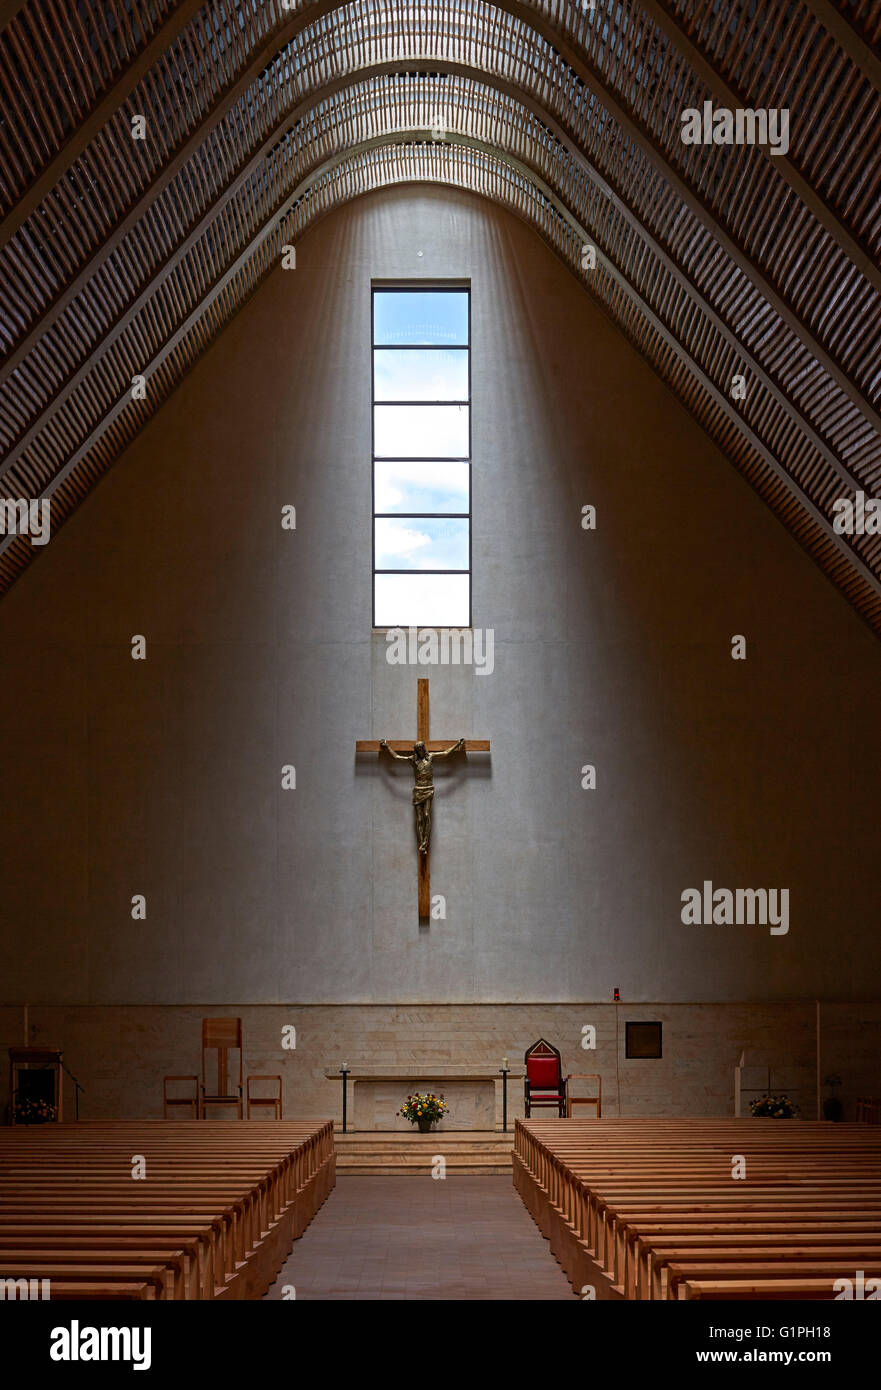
xmin=1 ymin=0 xmax=880 ymax=628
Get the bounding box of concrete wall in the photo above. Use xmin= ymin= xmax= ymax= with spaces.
xmin=1 ymin=187 xmax=880 ymax=1059
xmin=1 ymin=1001 xmax=876 ymax=1125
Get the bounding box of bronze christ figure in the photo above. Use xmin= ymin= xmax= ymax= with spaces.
xmin=356 ymin=680 xmax=489 ymax=920
xmin=380 ymin=737 xmax=465 ymax=854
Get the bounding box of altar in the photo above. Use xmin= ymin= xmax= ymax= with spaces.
xmin=325 ymin=1066 xmax=524 ymax=1131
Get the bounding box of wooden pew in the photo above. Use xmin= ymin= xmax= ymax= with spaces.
xmin=513 ymin=1117 xmax=881 ymax=1301
xmin=0 ymin=1222 xmax=216 ymax=1299
xmin=665 ymin=1255 xmax=881 ymax=1301
xmin=631 ymin=1223 xmax=881 ymax=1301
xmin=0 ymin=1261 xmax=168 ymax=1299
xmin=682 ymin=1277 xmax=852 ymax=1300
xmin=28 ymin=1282 xmax=156 ymax=1301
xmin=0 ymin=1242 xmax=190 ymax=1299
xmin=0 ymin=1119 xmax=335 ymax=1300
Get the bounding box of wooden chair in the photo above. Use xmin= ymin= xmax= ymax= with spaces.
xmin=566 ymin=1073 xmax=602 ymax=1118
xmin=246 ymin=1075 xmax=283 ymax=1120
xmin=163 ymin=1075 xmax=199 ymax=1120
xmin=199 ymin=1019 xmax=243 ymax=1120
xmin=524 ymin=1038 xmax=566 ymax=1118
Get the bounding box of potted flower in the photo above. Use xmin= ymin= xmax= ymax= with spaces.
xmin=749 ymin=1093 xmax=800 ymax=1119
xmin=398 ymin=1092 xmax=448 ymax=1133
xmin=12 ymin=1094 xmax=57 ymax=1125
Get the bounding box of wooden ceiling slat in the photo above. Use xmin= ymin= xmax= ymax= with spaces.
xmin=4 ymin=132 xmax=879 ymax=622
xmin=0 ymin=65 xmax=861 ymax=522
xmin=0 ymin=1 xmax=339 ymax=381
xmin=0 ymin=48 xmax=867 ymax=525
xmin=0 ymin=0 xmax=208 ymax=246
xmin=658 ymin=0 xmax=881 ymax=263
xmin=0 ymin=1 xmax=27 ymax=27
xmin=806 ymin=0 xmax=881 ymax=89
xmin=0 ymin=0 xmax=879 ymax=635
xmin=1 ymin=25 xmax=51 ymax=165
xmin=3 ymin=76 xmax=872 ymax=558
xmin=509 ymin=0 xmax=881 ymax=433
xmin=4 ymin=0 xmax=878 ymax=438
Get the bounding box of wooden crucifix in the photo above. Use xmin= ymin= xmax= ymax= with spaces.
xmin=356 ymin=678 xmax=490 ymax=922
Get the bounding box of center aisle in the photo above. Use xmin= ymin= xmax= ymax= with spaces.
xmin=265 ymin=1176 xmax=575 ymax=1300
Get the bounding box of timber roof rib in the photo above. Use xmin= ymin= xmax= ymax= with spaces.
xmin=0 ymin=0 xmax=879 ymax=627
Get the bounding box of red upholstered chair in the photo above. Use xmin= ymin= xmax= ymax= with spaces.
xmin=524 ymin=1038 xmax=566 ymax=1117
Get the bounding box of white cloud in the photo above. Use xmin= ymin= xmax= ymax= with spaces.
xmin=375 ymin=520 xmax=432 ymax=563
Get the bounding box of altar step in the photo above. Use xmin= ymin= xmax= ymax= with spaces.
xmin=334 ymin=1129 xmax=514 ymax=1175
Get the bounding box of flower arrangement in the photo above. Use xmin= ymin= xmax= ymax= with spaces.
xmin=13 ymin=1095 xmax=57 ymax=1125
xmin=398 ymin=1092 xmax=448 ymax=1131
xmin=749 ymin=1093 xmax=799 ymax=1119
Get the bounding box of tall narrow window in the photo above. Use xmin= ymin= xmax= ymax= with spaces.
xmin=372 ymin=286 xmax=471 ymax=627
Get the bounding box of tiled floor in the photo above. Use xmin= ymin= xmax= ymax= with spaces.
xmin=265 ymin=1176 xmax=575 ymax=1300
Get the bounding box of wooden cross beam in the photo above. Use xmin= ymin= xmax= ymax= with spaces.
xmin=356 ymin=678 xmax=489 ymax=922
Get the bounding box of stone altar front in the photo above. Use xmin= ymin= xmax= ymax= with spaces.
xmin=325 ymin=1066 xmax=524 ymax=1131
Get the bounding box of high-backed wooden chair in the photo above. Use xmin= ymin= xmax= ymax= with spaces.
xmin=162 ymin=1074 xmax=199 ymax=1119
xmin=199 ymin=1018 xmax=243 ymax=1120
xmin=524 ymin=1038 xmax=566 ymax=1117
xmin=247 ymin=1075 xmax=283 ymax=1120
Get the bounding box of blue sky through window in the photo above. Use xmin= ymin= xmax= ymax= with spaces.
xmin=373 ymin=288 xmax=471 ymax=627
xmin=373 ymin=290 xmax=469 ymax=346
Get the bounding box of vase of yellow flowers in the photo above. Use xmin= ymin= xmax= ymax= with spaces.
xmin=399 ymin=1092 xmax=448 ymax=1132
xmin=12 ymin=1094 xmax=57 ymax=1125
xmin=749 ymin=1093 xmax=799 ymax=1118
